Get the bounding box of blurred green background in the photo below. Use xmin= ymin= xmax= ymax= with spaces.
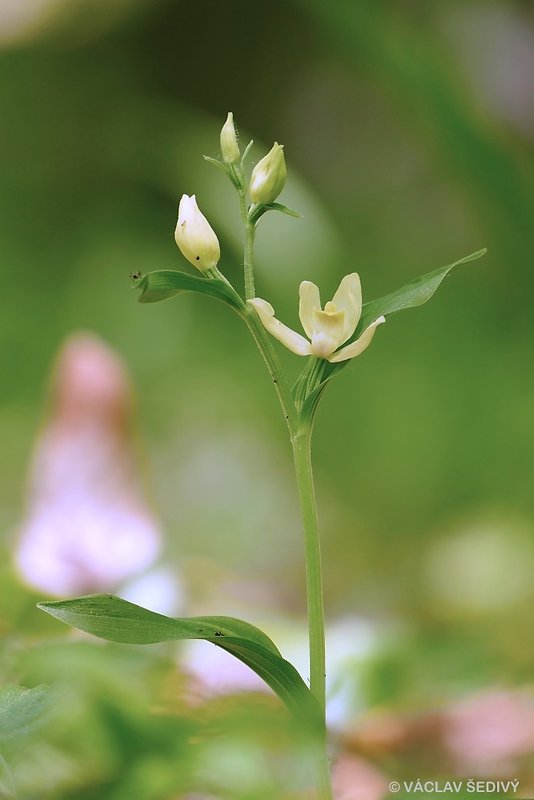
xmin=1 ymin=0 xmax=534 ymax=797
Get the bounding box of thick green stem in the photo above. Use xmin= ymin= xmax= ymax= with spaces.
xmin=293 ymin=424 xmax=332 ymax=800
xmin=237 ymin=188 xmax=256 ymax=301
xmin=243 ymin=220 xmax=256 ymax=300
xmin=291 ymin=423 xmax=326 ymax=716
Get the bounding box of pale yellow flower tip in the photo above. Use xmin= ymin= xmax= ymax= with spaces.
xmin=249 ymin=142 xmax=287 ymax=205
xmin=220 ymin=112 xmax=240 ymax=164
xmin=174 ymin=194 xmax=220 ymax=272
xmin=328 ymin=316 xmax=386 ymax=363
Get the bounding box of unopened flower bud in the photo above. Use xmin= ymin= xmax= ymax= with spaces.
xmin=249 ymin=142 xmax=287 ymax=204
xmin=174 ymin=194 xmax=220 ymax=272
xmin=220 ymin=112 xmax=240 ymax=164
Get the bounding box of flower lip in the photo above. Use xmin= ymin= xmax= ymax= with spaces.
xmin=299 ymin=273 xmax=362 ymax=357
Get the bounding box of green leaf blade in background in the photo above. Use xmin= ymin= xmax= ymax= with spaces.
xmin=0 ymin=684 xmax=56 ymax=749
xmin=38 ymin=595 xmax=320 ymax=725
xmin=134 ymin=269 xmax=244 ymax=310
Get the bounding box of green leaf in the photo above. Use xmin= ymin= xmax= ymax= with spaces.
xmin=300 ymin=249 xmax=486 ymax=418
xmin=38 ymin=595 xmax=320 ymax=724
xmin=0 ymin=685 xmax=56 ymax=748
xmin=134 ymin=269 xmax=244 ymax=310
xmin=248 ymin=201 xmax=302 ymax=225
xmin=353 ymin=248 xmax=486 ymax=339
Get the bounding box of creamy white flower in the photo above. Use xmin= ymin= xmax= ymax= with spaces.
xmin=174 ymin=194 xmax=220 ymax=272
xmin=248 ymin=273 xmax=385 ymax=363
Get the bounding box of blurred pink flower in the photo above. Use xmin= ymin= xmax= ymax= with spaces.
xmin=15 ymin=333 xmax=161 ymax=595
xmin=444 ymin=689 xmax=534 ymax=776
xmin=332 ymin=754 xmax=388 ymax=800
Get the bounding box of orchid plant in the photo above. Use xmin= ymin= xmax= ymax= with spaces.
xmin=38 ymin=113 xmax=484 ymax=798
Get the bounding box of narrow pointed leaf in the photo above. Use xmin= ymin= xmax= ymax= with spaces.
xmin=300 ymin=249 xmax=486 ymax=417
xmin=202 ymin=155 xmax=230 ymax=175
xmin=241 ymin=139 xmax=254 ymax=167
xmin=353 ymin=248 xmax=486 ymax=339
xmin=134 ymin=269 xmax=244 ymax=309
xmin=268 ymin=203 xmax=302 ymax=218
xmin=38 ymin=595 xmax=320 ymax=724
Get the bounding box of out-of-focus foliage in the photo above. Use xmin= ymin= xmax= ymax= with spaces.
xmin=2 ymin=0 xmax=534 ymax=796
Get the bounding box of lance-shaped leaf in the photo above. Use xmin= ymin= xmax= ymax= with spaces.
xmin=352 ymin=248 xmax=486 ymax=339
xmin=133 ymin=270 xmax=244 ymax=310
xmin=300 ymin=248 xmax=486 ymax=418
xmin=38 ymin=595 xmax=320 ymax=724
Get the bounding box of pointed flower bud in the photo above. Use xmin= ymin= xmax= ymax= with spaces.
xmin=174 ymin=194 xmax=220 ymax=272
xmin=249 ymin=142 xmax=287 ymax=204
xmin=220 ymin=112 xmax=240 ymax=164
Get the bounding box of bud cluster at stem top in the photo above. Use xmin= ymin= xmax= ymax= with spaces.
xmin=174 ymin=115 xmax=292 ymax=278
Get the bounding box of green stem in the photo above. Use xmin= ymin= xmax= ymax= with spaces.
xmin=242 ymin=306 xmax=298 ymax=434
xmin=291 ymin=422 xmax=326 ymax=716
xmin=244 ymin=221 xmax=256 ymax=300
xmin=234 ymin=180 xmax=331 ymax=796
xmin=293 ymin=422 xmax=332 ymax=800
xmin=240 ymin=193 xmax=256 ymax=300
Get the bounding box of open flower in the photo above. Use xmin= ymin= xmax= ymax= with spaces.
xmin=174 ymin=194 xmax=220 ymax=272
xmin=248 ymin=274 xmax=385 ymax=363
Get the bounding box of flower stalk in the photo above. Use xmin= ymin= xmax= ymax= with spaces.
xmin=291 ymin=421 xmax=326 ymax=714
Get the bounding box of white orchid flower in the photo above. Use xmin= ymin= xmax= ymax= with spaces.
xmin=248 ymin=273 xmax=385 ymax=363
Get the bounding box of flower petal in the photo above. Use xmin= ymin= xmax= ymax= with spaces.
xmin=331 ymin=273 xmax=362 ymax=344
xmin=298 ymin=281 xmax=321 ymax=339
xmin=328 ymin=316 xmax=385 ymax=363
xmin=248 ymin=298 xmax=312 ymax=356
